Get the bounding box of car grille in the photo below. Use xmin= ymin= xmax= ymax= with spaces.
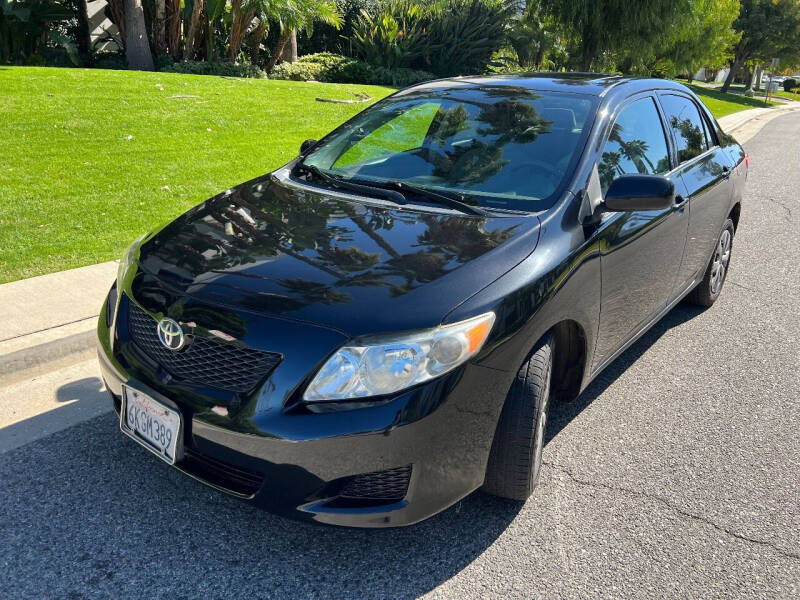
xmin=339 ymin=465 xmax=412 ymax=502
xmin=181 ymin=447 xmax=264 ymax=497
xmin=127 ymin=300 xmax=281 ymax=393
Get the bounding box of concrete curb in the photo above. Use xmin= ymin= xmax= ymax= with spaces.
xmin=0 ymin=261 xmax=115 ymax=384
xmin=0 ymin=331 xmax=96 ymax=386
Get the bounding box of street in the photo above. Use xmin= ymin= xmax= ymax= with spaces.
xmin=1 ymin=112 xmax=798 ymax=599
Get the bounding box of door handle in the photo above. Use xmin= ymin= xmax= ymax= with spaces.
xmin=675 ymin=195 xmax=688 ymax=208
xmin=722 ymin=165 xmax=731 ymax=179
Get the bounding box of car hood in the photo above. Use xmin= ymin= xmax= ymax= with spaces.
xmin=136 ymin=171 xmax=541 ymax=337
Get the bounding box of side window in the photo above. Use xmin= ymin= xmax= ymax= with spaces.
xmin=659 ymin=94 xmax=710 ymax=163
xmin=700 ymin=112 xmax=717 ymax=148
xmin=598 ymin=97 xmax=671 ymax=193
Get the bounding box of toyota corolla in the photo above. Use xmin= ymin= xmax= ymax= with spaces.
xmin=97 ymin=74 xmax=746 ymax=527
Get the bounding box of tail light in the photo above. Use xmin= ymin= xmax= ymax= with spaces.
xmin=744 ymin=154 xmax=750 ymax=169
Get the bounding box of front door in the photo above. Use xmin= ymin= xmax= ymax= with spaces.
xmin=591 ymin=95 xmax=689 ymax=371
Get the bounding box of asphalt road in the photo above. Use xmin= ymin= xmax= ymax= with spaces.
xmin=2 ymin=113 xmax=799 ymax=599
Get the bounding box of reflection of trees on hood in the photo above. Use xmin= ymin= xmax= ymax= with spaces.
xmin=145 ymin=179 xmax=521 ymax=308
xmin=416 ymin=216 xmax=516 ymax=262
xmin=168 ymin=301 xmax=248 ymax=340
xmin=317 ymin=246 xmax=381 ymax=273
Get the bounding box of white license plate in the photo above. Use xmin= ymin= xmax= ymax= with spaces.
xmin=120 ymin=385 xmax=182 ymax=464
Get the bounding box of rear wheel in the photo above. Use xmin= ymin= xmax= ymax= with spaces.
xmin=482 ymin=333 xmax=553 ymax=501
xmin=686 ymin=218 xmax=734 ymax=307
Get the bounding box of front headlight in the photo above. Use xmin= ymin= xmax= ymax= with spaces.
xmin=303 ymin=312 xmax=496 ymax=402
xmin=117 ymin=233 xmax=147 ymax=283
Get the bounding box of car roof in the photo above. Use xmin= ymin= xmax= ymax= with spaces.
xmin=399 ymin=72 xmax=690 ymax=98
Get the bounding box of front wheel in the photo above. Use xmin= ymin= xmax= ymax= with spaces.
xmin=686 ymin=218 xmax=735 ymax=307
xmin=482 ymin=333 xmax=553 ymax=501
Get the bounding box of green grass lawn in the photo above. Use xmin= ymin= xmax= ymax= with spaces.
xmin=687 ymin=84 xmax=780 ymax=117
xmin=0 ymin=67 xmax=394 ymax=283
xmin=0 ymin=67 xmax=782 ymax=283
xmin=770 ymin=89 xmax=800 ymax=101
xmin=700 ymin=81 xmax=800 ymax=102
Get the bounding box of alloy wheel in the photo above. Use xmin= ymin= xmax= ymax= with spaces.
xmin=710 ymin=228 xmax=732 ymax=294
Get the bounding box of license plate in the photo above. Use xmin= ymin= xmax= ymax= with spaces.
xmin=120 ymin=385 xmax=182 ymax=464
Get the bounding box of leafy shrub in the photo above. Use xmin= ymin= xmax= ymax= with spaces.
xmin=783 ymin=78 xmax=798 ymax=92
xmin=300 ymin=0 xmax=381 ymax=55
xmin=370 ymin=66 xmax=434 ymax=86
xmin=351 ymin=1 xmax=427 ymax=70
xmin=38 ymin=46 xmax=78 ymax=67
xmin=161 ymin=60 xmax=267 ymax=78
xmin=271 ymin=61 xmax=327 ymax=81
xmin=350 ymin=0 xmax=510 ymax=77
xmin=154 ymin=54 xmax=175 ymax=71
xmin=92 ymin=51 xmax=128 ymax=70
xmin=270 ymin=52 xmax=433 ymax=86
xmin=423 ymin=0 xmax=511 ymax=76
xmin=291 ymin=52 xmax=374 ymax=82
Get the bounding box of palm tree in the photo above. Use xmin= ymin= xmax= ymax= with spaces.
xmin=124 ymin=0 xmax=153 ymax=70
xmin=228 ymin=0 xmax=341 ymax=65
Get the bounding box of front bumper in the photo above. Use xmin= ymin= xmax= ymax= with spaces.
xmin=97 ymin=299 xmax=514 ymax=528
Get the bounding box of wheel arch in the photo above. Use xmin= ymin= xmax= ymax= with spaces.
xmin=729 ymin=202 xmax=741 ymax=231
xmin=548 ymin=319 xmax=589 ymax=403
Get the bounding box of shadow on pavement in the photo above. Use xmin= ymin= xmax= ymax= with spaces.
xmin=0 ymin=376 xmax=110 ymax=454
xmin=546 ymin=302 xmax=705 ymax=445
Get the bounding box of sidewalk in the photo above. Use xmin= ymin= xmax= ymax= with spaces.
xmin=1 ymin=100 xmax=798 ymax=383
xmin=0 ymin=261 xmax=116 ymax=383
xmin=717 ymin=102 xmax=800 ymax=143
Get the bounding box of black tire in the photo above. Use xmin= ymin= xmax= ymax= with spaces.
xmin=686 ymin=218 xmax=735 ymax=307
xmin=482 ymin=333 xmax=553 ymax=501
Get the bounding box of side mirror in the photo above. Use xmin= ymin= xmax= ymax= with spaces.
xmin=300 ymin=139 xmax=317 ymax=155
xmin=604 ymin=174 xmax=675 ymax=212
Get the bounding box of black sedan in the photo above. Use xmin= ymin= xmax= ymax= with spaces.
xmin=97 ymin=74 xmax=747 ymax=527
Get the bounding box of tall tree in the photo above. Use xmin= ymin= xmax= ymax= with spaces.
xmin=165 ymin=0 xmax=181 ymax=57
xmin=124 ymin=0 xmax=154 ymax=69
xmin=540 ymin=0 xmax=691 ymax=71
xmin=722 ymin=0 xmax=800 ymax=92
xmin=642 ymin=0 xmax=740 ymax=78
xmin=184 ymin=0 xmax=204 ymax=59
xmin=508 ymin=3 xmax=565 ymax=70
xmin=153 ymin=0 xmax=166 ymax=54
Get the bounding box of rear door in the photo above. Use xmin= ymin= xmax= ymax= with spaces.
xmin=657 ymin=93 xmax=734 ymax=292
xmin=591 ymin=94 xmax=689 ymax=369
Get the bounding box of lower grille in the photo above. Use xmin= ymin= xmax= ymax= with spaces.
xmin=338 ymin=465 xmax=412 ymax=502
xmin=181 ymin=447 xmax=264 ymax=497
xmin=127 ymin=300 xmax=281 ymax=393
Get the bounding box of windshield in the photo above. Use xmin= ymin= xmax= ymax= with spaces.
xmin=300 ymin=85 xmax=597 ymax=211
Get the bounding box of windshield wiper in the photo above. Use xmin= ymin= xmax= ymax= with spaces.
xmin=378 ymin=181 xmax=489 ymax=216
xmin=295 ymin=163 xmax=407 ymax=205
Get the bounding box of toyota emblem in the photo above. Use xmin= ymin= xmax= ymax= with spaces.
xmin=157 ymin=318 xmax=185 ymax=351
